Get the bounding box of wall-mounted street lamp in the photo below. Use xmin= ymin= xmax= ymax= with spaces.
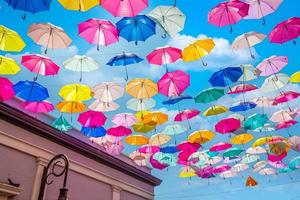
xmin=38 ymin=154 xmax=70 ymax=200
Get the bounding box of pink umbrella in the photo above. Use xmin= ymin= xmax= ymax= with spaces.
xmin=213 ymin=164 xmax=231 ymax=174
xmin=21 ymin=54 xmax=60 ymax=80
xmin=112 ymin=113 xmax=138 ymax=127
xmin=208 ymin=0 xmax=249 ymax=33
xmin=269 ymin=17 xmax=300 ymax=44
xmin=268 ymin=160 xmax=286 ymax=169
xmin=22 ymin=101 xmax=54 ymax=113
xmin=228 ymin=84 xmax=258 ymax=94
xmin=210 ymin=142 xmax=232 ymax=152
xmin=196 ymin=165 xmax=214 ymax=178
xmin=138 ymin=145 xmax=160 ymax=154
xmin=288 ymin=136 xmax=300 ymax=152
xmin=78 ymin=18 xmax=119 ymax=50
xmin=78 ymin=110 xmax=107 ymax=128
xmin=177 ymin=141 xmax=201 ymax=153
xmin=215 ymin=118 xmax=241 ymax=134
xmin=0 ymin=77 xmax=15 ymax=102
xmin=175 ymin=109 xmax=200 ymax=121
xmin=256 ymin=55 xmax=288 ymax=76
xmin=107 ymin=126 xmax=132 ymax=137
xmin=267 ymin=152 xmax=286 ymax=162
xmin=244 ymin=0 xmax=283 ymax=25
xmin=158 ymin=70 xmax=190 ymax=97
xmin=276 ymin=120 xmax=297 ymax=130
xmin=274 ymin=91 xmax=300 ymax=104
xmin=105 ymin=139 xmax=124 ymax=156
xmin=178 ymin=151 xmax=194 ymax=162
xmin=150 ymin=154 xmax=168 ymax=170
xmin=177 ymin=160 xmax=192 ymax=166
xmin=101 ymin=0 xmax=148 ymax=17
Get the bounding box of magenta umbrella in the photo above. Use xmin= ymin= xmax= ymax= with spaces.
xmin=150 ymin=154 xmax=169 ymax=170
xmin=78 ymin=110 xmax=107 ymax=128
xmin=268 ymin=152 xmax=286 ymax=162
xmin=256 ymin=55 xmax=288 ymax=76
xmin=177 ymin=141 xmax=201 ymax=153
xmin=158 ymin=70 xmax=190 ymax=97
xmin=138 ymin=145 xmax=160 ymax=154
xmin=101 ymin=0 xmax=148 ymax=17
xmin=269 ymin=17 xmax=300 ymax=44
xmin=274 ymin=91 xmax=300 ymax=104
xmin=174 ymin=109 xmax=200 ymax=129
xmin=196 ymin=165 xmax=214 ymax=178
xmin=215 ymin=118 xmax=241 ymax=134
xmin=22 ymin=101 xmax=54 ymax=113
xmin=0 ymin=77 xmax=15 ymax=102
xmin=208 ymin=0 xmax=249 ymax=33
xmin=21 ymin=54 xmax=60 ymax=81
xmin=213 ymin=164 xmax=231 ymax=174
xmin=112 ymin=113 xmax=138 ymax=127
xmin=107 ymin=125 xmax=132 ymax=137
xmin=78 ymin=18 xmax=119 ymax=50
xmin=276 ymin=120 xmax=297 ymax=130
xmin=105 ymin=139 xmax=124 ymax=156
xmin=210 ymin=142 xmax=232 ymax=152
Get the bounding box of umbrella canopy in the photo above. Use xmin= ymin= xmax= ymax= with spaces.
xmin=179 ymin=166 xmax=196 ymax=178
xmin=253 ymin=161 xmax=268 ymax=172
xmin=241 ymin=154 xmax=260 ymax=164
xmin=78 ymin=18 xmax=119 ymax=50
xmin=101 ymin=0 xmax=148 ymax=17
xmin=223 ymin=147 xmax=243 ymax=158
xmin=56 ymin=101 xmax=86 ymax=114
xmin=14 ymin=80 xmax=49 ymax=102
xmin=229 ymin=102 xmax=256 ymax=112
xmin=163 ymin=95 xmax=192 ymax=105
xmin=243 ymin=113 xmax=268 ymax=130
xmin=259 ymin=168 xmax=276 ymax=175
xmin=149 ymin=133 xmax=171 ymax=146
xmin=174 ymin=109 xmax=200 ymax=122
xmin=230 ymin=133 xmax=254 ymax=145
xmin=0 ymin=77 xmax=15 ymax=102
xmin=215 ymin=118 xmax=241 ymax=134
xmin=177 ymin=141 xmax=201 ymax=152
xmin=147 ymin=6 xmax=185 ymax=37
xmin=28 ymin=23 xmax=72 ymax=54
xmin=107 ymin=126 xmax=132 ymax=137
xmin=289 ymin=156 xmax=300 ymax=170
xmin=92 ymin=82 xmax=123 ymax=103
xmin=0 ymin=55 xmax=21 ymax=75
xmin=78 ymin=110 xmax=107 ymax=128
xmin=182 ymin=39 xmax=215 ymax=66
xmin=138 ymin=145 xmax=160 ymax=154
xmin=257 ymin=56 xmax=288 ymax=76
xmin=188 ymin=130 xmax=214 ymax=144
xmin=158 ymin=70 xmax=190 ymax=97
xmin=194 ymin=88 xmax=224 ymax=103
xmin=213 ymin=165 xmax=231 ymax=174
xmin=203 ymin=105 xmax=228 ymax=116
xmin=89 ymin=100 xmax=120 ymax=112
xmin=246 ymin=146 xmax=267 ymax=154
xmin=270 ymin=109 xmax=296 ymax=123
xmin=261 ymin=73 xmax=289 ymax=92
xmin=126 ymin=78 xmax=158 ymax=99
xmin=129 ymin=151 xmax=148 ymax=167
xmin=288 ymin=136 xmax=300 ymax=152
xmin=239 ymin=64 xmax=259 ymax=81
xmin=146 ymin=46 xmax=182 ymax=66
xmin=252 ymin=97 xmax=276 ymax=107
xmin=219 ymin=171 xmax=238 ymax=179
xmin=0 ymin=25 xmax=26 ymax=52
xmin=154 ymin=152 xmax=177 ymax=166
xmin=209 ymin=67 xmax=243 ymax=87
xmin=231 ymin=163 xmax=249 ymax=173
xmin=105 ymin=139 xmax=124 ymax=156
xmin=58 ymin=0 xmax=98 ymax=12
xmin=22 ymin=101 xmax=54 ymax=113
xmin=132 ymin=122 xmax=155 ymax=133
xmin=163 ymin=124 xmax=187 ymax=136
xmin=228 ymin=84 xmax=258 ymax=94
xmin=160 ymin=145 xmax=178 ymax=154
xmin=51 ymin=115 xmax=72 ymax=132
xmin=116 ymin=15 xmax=156 ymax=45
xmin=125 ymin=135 xmax=149 ymax=146
xmin=246 ymin=176 xmax=258 ymax=187
xmin=274 ymin=91 xmax=300 ymax=104
xmin=59 ymin=83 xmax=92 ymax=102
xmin=210 ymin=142 xmax=232 ymax=152
xmin=143 ymin=112 xmax=168 ymax=126
xmin=112 ymin=113 xmax=138 ymax=127
xmin=81 ymin=126 xmax=106 ymax=137
xmin=127 ymin=98 xmax=155 ymax=111
xmin=290 ymin=71 xmax=300 ymax=83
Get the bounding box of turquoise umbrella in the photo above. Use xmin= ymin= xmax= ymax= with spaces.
xmin=289 ymin=156 xmax=300 ymax=170
xmin=153 ymin=152 xmax=177 ymax=166
xmin=163 ymin=124 xmax=187 ymax=136
xmin=194 ymin=88 xmax=224 ymax=103
xmin=223 ymin=147 xmax=243 ymax=158
xmin=51 ymin=115 xmax=72 ymax=132
xmin=126 ymin=98 xmax=156 ymax=111
xmin=243 ymin=113 xmax=268 ymax=130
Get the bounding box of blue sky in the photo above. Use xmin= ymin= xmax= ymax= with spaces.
xmin=1 ymin=0 xmax=300 ymax=199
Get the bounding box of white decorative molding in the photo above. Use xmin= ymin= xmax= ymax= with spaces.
xmin=0 ymin=182 xmax=22 ymax=200
xmin=112 ymin=185 xmax=122 ymax=200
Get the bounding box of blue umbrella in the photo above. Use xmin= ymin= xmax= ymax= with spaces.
xmin=81 ymin=126 xmax=106 ymax=137
xmin=229 ymin=102 xmax=257 ymax=112
xmin=4 ymin=0 xmax=52 ymax=19
xmin=160 ymin=145 xmax=179 ymax=154
xmin=14 ymin=80 xmax=49 ymax=102
xmin=116 ymin=15 xmax=156 ymax=45
xmin=107 ymin=52 xmax=143 ymax=80
xmin=209 ymin=67 xmax=243 ymax=87
xmin=162 ymin=95 xmax=193 ymax=105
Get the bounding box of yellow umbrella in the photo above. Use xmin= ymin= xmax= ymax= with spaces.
xmin=125 ymin=135 xmax=149 ymax=146
xmin=142 ymin=112 xmax=168 ymax=126
xmin=58 ymin=0 xmax=99 ymax=12
xmin=179 ymin=166 xmax=196 ymax=178
xmin=182 ymin=38 xmax=215 ymax=65
xmin=0 ymin=25 xmax=26 ymax=52
xmin=252 ymin=136 xmax=273 ymax=147
xmin=132 ymin=122 xmax=155 ymax=133
xmin=0 ymin=55 xmax=21 ymax=75
xmin=203 ymin=105 xmax=228 ymax=116
xmin=126 ymin=78 xmax=158 ymax=99
xmin=188 ymin=130 xmax=214 ymax=144
xmin=290 ymin=71 xmax=300 ymax=83
xmin=135 ymin=110 xmax=150 ymax=121
xmin=149 ymin=133 xmax=171 ymax=146
xmin=56 ymin=101 xmax=86 ymax=113
xmin=230 ymin=133 xmax=254 ymax=145
xmin=59 ymin=83 xmax=92 ymax=102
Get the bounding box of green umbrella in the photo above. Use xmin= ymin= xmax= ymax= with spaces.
xmin=51 ymin=115 xmax=72 ymax=132
xmin=289 ymin=156 xmax=300 ymax=170
xmin=153 ymin=152 xmax=177 ymax=166
xmin=194 ymin=88 xmax=224 ymax=103
xmin=223 ymin=147 xmax=243 ymax=158
xmin=278 ymin=167 xmax=295 ymax=174
xmin=243 ymin=113 xmax=268 ymax=130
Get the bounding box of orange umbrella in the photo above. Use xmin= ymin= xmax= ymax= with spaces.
xmin=246 ymin=176 xmax=258 ymax=187
xmin=142 ymin=112 xmax=168 ymax=126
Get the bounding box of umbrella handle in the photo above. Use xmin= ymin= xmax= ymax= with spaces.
xmin=22 ymin=14 xmax=26 ymax=20
xmin=135 ymin=41 xmax=138 ymax=45
xmin=251 ymin=54 xmax=255 ymax=59
xmin=44 ymin=48 xmax=48 ymax=55
xmin=174 ymin=0 xmax=177 ymax=6
xmin=229 ymin=25 xmax=233 ymax=34
xmin=293 ymin=40 xmax=297 ymax=45
xmin=201 ymin=59 xmax=207 ymax=66
xmin=262 ymin=17 xmax=266 ymax=25
xmin=161 ymin=33 xmax=167 ymax=39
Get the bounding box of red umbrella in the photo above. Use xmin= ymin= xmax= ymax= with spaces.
xmin=215 ymin=118 xmax=241 ymax=134
xmin=78 ymin=110 xmax=107 ymax=128
xmin=107 ymin=126 xmax=132 ymax=137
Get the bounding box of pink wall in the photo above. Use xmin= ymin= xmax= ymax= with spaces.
xmin=121 ymin=191 xmax=147 ymax=200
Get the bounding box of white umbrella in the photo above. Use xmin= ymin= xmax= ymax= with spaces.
xmin=92 ymin=82 xmax=124 ymax=102
xmin=261 ymin=73 xmax=289 ymax=93
xmin=89 ymin=100 xmax=120 ymax=112
xmin=126 ymin=98 xmax=156 ymax=111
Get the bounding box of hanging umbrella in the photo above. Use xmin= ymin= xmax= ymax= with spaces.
xmin=143 ymin=112 xmax=168 ymax=126
xmin=58 ymin=0 xmax=98 ymax=12
xmin=229 ymin=102 xmax=257 ymax=112
xmin=223 ymin=147 xmax=243 ymax=158
xmin=231 ymin=31 xmax=266 ymax=58
xmin=253 ymin=161 xmax=268 ymax=172
xmin=269 ymin=17 xmax=300 ymax=44
xmin=89 ymin=100 xmax=120 ymax=112
xmin=125 ymin=135 xmax=149 ymax=146
xmin=241 ymin=154 xmax=260 ymax=164
xmin=288 ymin=136 xmax=300 ymax=152
xmin=107 ymin=52 xmax=143 ymax=81
xmin=179 ymin=166 xmax=196 ymax=178
xmin=203 ymin=105 xmax=228 ymax=117
xmin=229 ymin=113 xmax=246 ymax=122
xmin=51 ymin=115 xmax=72 ymax=132
xmin=78 ymin=110 xmax=107 ymax=128
xmin=182 ymin=39 xmax=215 ymax=66
xmin=149 ymin=133 xmax=171 ymax=146
xmin=126 ymin=78 xmax=158 ymax=99
xmin=174 ymin=109 xmax=200 ymax=129
xmin=132 ymin=122 xmax=155 ymax=133
xmin=209 ymin=67 xmax=243 ymax=87
xmin=177 ymin=141 xmax=201 ymax=153
xmin=147 ymin=5 xmax=185 ymax=37
xmin=63 ymin=55 xmax=99 ymax=82
xmin=28 ymin=23 xmax=72 ymax=54
xmin=194 ymin=88 xmax=224 ymax=103
xmin=112 ymin=113 xmax=138 ymax=127
xmin=252 ymin=136 xmax=276 ymax=147
xmin=22 ymin=101 xmax=54 ymax=113
xmin=208 ymin=0 xmax=249 ymax=33
xmin=215 ymin=118 xmax=241 ymax=134
xmin=101 ymin=0 xmax=148 ymax=17
xmin=270 ymin=109 xmax=296 ymax=123
xmin=252 ymin=97 xmax=276 ymax=107
xmin=92 ymin=82 xmax=123 ymax=103
xmin=219 ymin=171 xmax=238 ymax=179
xmin=126 ymin=98 xmax=155 ymax=111
xmin=163 ymin=124 xmax=187 ymax=136
xmin=268 ymin=161 xmax=286 ymax=169
xmin=246 ymin=176 xmax=258 ymax=187
xmin=246 ymin=146 xmax=267 ymax=154
xmin=290 ymin=71 xmax=300 ymax=83
xmin=223 ymin=156 xmax=241 ymax=164
xmin=160 ymin=145 xmax=178 ymax=154
xmin=188 ymin=130 xmax=214 ymax=144
xmin=105 ymin=140 xmax=124 ymax=156
xmin=150 ymin=155 xmax=168 ymax=170
xmin=243 ymin=113 xmax=268 ymax=130
xmin=59 ymin=84 xmax=92 ymax=102
xmin=21 ymin=54 xmax=60 ymax=80
xmin=261 ymin=73 xmax=289 ymax=93
xmin=56 ymin=101 xmax=86 ymax=114
xmin=231 ymin=163 xmax=249 ymax=173
xmin=0 ymin=25 xmax=26 ymax=52
xmin=163 ymin=95 xmax=192 ymax=105
xmin=4 ymin=0 xmax=52 ymax=19
xmin=210 ymin=142 xmax=232 ymax=152
xmin=14 ymin=80 xmax=49 ymax=102
xmin=213 ymin=165 xmax=231 ymax=174
xmin=138 ymin=145 xmax=160 ymax=154
xmin=259 ymin=168 xmax=276 ymax=175
xmin=129 ymin=151 xmax=148 ymax=167
xmin=81 ymin=126 xmax=106 ymax=137
xmin=228 ymin=84 xmax=258 ymax=94
xmin=154 ymin=152 xmax=177 ymax=167
xmin=289 ymin=156 xmax=300 ymax=170
xmin=274 ymin=91 xmax=300 ymax=104
xmin=196 ymin=166 xmax=214 ymax=179
xmin=107 ymin=125 xmax=132 ymax=137
xmin=230 ymin=133 xmax=254 ymax=145
xmin=0 ymin=77 xmax=15 ymax=102
xmin=239 ymin=64 xmax=259 ymax=81
xmin=254 ymin=123 xmax=275 ymax=132
xmin=256 ymin=56 xmax=288 ymax=76
xmin=0 ymin=55 xmax=21 ymax=75
xmin=78 ymin=18 xmax=119 ymax=50
xmin=158 ymin=70 xmax=190 ymax=97
xmin=244 ymin=0 xmax=283 ymax=24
